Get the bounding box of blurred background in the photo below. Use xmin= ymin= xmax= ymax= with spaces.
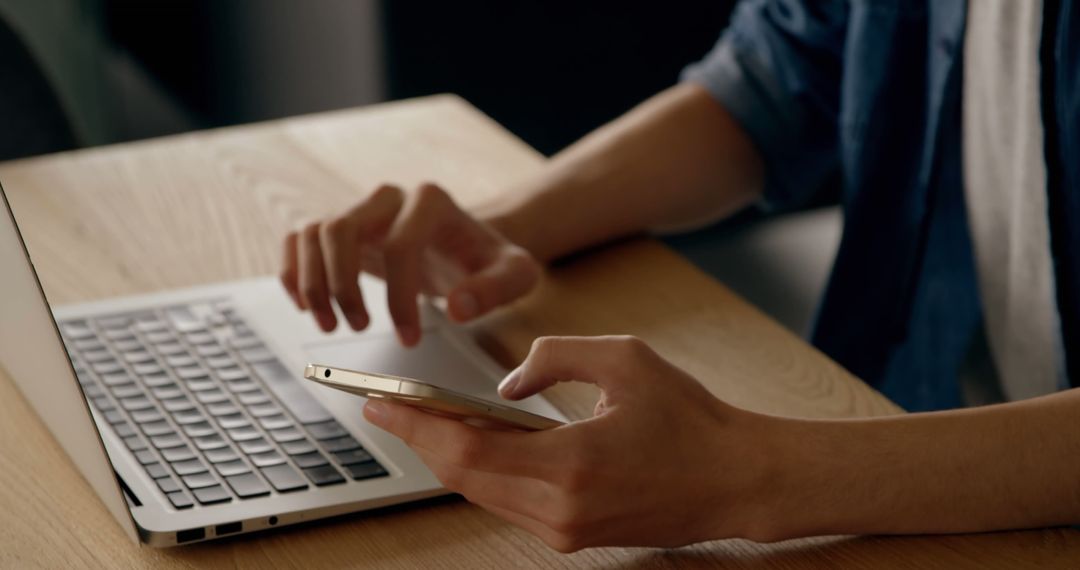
xmin=0 ymin=0 xmax=840 ymax=337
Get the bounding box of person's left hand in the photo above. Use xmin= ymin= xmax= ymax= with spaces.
xmin=362 ymin=335 xmax=784 ymax=552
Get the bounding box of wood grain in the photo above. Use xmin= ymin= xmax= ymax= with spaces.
xmin=1 ymin=95 xmax=1076 ymax=568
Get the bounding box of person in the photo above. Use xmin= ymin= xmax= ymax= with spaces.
xmin=279 ymin=0 xmax=1080 ymax=552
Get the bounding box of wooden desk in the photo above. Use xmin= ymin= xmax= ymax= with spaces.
xmin=1 ymin=96 xmax=1076 ymax=568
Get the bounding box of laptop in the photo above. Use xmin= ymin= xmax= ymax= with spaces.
xmin=0 ymin=181 xmax=565 ymax=546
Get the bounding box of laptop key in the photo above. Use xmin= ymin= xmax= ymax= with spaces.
xmin=139 ymin=420 xmax=174 ymax=437
xmin=181 ymin=421 xmax=216 ymax=438
xmin=225 ymin=473 xmax=271 ymax=499
xmin=120 ymin=396 xmax=154 ymax=411
xmin=96 ymin=316 xmax=132 ymax=330
xmin=60 ymin=321 xmax=94 ymax=340
xmin=92 ymin=360 xmax=124 ymax=375
xmin=161 ymin=398 xmax=195 ymax=414
xmin=303 ymin=465 xmax=345 ymax=486
xmin=165 ymin=306 xmax=204 ymax=332
xmin=142 ymin=373 xmax=172 ymax=387
xmin=182 ymin=472 xmax=219 ymax=489
xmin=134 ymin=449 xmax=157 ymax=465
xmin=269 ymin=427 xmax=304 ymax=443
xmin=238 ymin=438 xmax=273 ymax=455
xmin=104 ymin=409 xmax=126 ymax=424
xmin=246 ymin=402 xmax=281 ymax=418
xmin=214 ymin=459 xmax=251 ymax=477
xmin=250 ymin=360 xmax=332 ymax=424
xmin=114 ymin=422 xmax=136 ymax=438
xmin=237 ymin=392 xmax=270 ymax=406
xmin=172 ymin=409 xmax=205 ymax=424
xmin=226 ymin=427 xmax=261 ymax=442
xmin=156 ymin=342 xmax=186 ymax=356
xmin=166 ymin=490 xmax=193 ymax=510
xmin=260 ymin=464 xmax=308 ymax=493
xmin=110 ymin=385 xmax=143 ymax=399
xmin=258 ymin=414 xmax=294 ymax=431
xmin=292 ymin=452 xmax=329 ymax=469
xmin=145 ymin=463 xmax=169 ymax=479
xmin=122 ymin=350 xmax=155 ymax=364
xmin=144 ymin=331 xmax=175 ymax=345
xmin=193 ymin=485 xmax=232 ymax=505
xmin=172 ymin=458 xmax=207 ymax=476
xmin=185 ymin=378 xmax=216 ymax=392
xmin=150 ymin=384 xmax=182 ymax=400
xmin=322 ymin=436 xmax=362 ymax=453
xmin=156 ymin=476 xmax=181 ymax=493
xmin=207 ymin=402 xmax=240 ymax=417
xmin=207 ymin=356 xmax=238 ymax=370
xmin=112 ymin=339 xmax=143 ymax=353
xmin=176 ymin=365 xmax=208 ymax=380
xmin=217 ymin=367 xmax=249 ymax=382
xmin=133 ymin=363 xmax=164 ymax=376
xmin=249 ymin=451 xmax=285 ymax=467
xmin=333 ymin=449 xmax=373 ymax=466
xmin=215 ymin=413 xmax=250 ymax=430
xmin=73 ymin=338 xmax=105 ymax=352
xmin=105 ymin=329 xmax=136 ymax=342
xmin=343 ymin=461 xmax=388 ymax=481
xmin=131 ymin=409 xmax=164 ymax=424
xmin=83 ymin=349 xmax=114 ymax=363
xmin=101 ymin=372 xmax=133 ymax=386
xmin=150 ymin=434 xmax=185 ymax=449
xmin=165 ymin=354 xmax=197 ymax=368
xmin=281 ymin=440 xmax=316 ymax=456
xmin=92 ymin=396 xmax=114 ymax=411
xmin=162 ymin=445 xmax=197 ymax=463
xmin=123 ymin=436 xmax=147 ymax=451
xmin=193 ymin=434 xmax=228 ymax=451
xmin=195 ymin=390 xmax=230 ymax=405
xmin=196 ymin=344 xmax=227 ymax=358
xmin=205 ymin=447 xmax=240 ymax=464
xmin=306 ymin=421 xmax=348 ymax=441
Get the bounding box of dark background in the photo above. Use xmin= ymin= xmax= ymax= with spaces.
xmin=97 ymin=1 xmax=735 ymax=156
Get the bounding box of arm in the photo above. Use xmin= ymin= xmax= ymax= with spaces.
xmin=363 ymin=336 xmax=1080 ymax=551
xmin=772 ymin=389 xmax=1080 ymax=539
xmin=481 ymin=82 xmax=764 ymax=262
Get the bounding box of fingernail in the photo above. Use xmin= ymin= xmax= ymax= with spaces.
xmin=452 ymin=291 xmax=479 ymax=321
xmin=498 ymin=367 xmax=522 ymax=399
xmin=364 ymin=400 xmax=388 ymax=425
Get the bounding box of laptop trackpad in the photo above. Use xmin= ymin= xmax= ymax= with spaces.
xmin=302 ymin=331 xmax=502 ymax=401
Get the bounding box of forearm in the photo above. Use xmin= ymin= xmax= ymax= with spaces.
xmin=764 ymin=389 xmax=1080 ymax=540
xmin=481 ymin=83 xmax=764 ymax=262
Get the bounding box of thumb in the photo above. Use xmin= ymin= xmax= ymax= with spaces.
xmin=446 ymin=246 xmax=539 ymax=322
xmin=498 ymin=336 xmax=642 ymax=400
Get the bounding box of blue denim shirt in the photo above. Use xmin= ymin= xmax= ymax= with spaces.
xmin=683 ymin=0 xmax=1080 ymax=411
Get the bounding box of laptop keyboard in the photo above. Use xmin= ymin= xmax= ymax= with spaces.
xmin=60 ymin=299 xmax=387 ymax=510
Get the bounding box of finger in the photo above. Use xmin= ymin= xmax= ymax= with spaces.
xmin=382 ymin=184 xmax=450 ymax=345
xmin=499 ymin=336 xmax=649 ymax=400
xmin=297 ymin=222 xmax=337 ymax=332
xmin=280 ymin=231 xmax=302 ymax=309
xmin=363 ymin=399 xmax=557 ymax=478
xmin=321 ymin=186 xmax=406 ymax=331
xmin=446 ymin=246 xmax=539 ymax=322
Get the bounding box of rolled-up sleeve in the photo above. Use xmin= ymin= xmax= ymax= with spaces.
xmin=682 ymin=0 xmax=847 ymax=210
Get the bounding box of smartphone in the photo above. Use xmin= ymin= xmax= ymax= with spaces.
xmin=303 ymin=364 xmax=564 ymax=431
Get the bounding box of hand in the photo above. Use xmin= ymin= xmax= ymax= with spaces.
xmin=280 ymin=183 xmax=541 ymax=344
xmin=362 ymin=336 xmax=782 ymax=551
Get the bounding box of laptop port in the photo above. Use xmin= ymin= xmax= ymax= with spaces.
xmin=176 ymin=527 xmax=205 ymax=544
xmin=215 ymin=522 xmax=242 ymax=536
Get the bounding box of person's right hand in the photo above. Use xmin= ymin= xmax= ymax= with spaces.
xmin=280 ymin=183 xmax=541 ymax=345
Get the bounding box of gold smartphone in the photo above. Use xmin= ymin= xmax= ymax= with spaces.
xmin=303 ymin=364 xmax=563 ymax=431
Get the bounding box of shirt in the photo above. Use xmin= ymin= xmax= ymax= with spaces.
xmin=682 ymin=0 xmax=1080 ymax=411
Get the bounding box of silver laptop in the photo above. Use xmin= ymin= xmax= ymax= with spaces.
xmin=0 ymin=181 xmax=565 ymax=546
